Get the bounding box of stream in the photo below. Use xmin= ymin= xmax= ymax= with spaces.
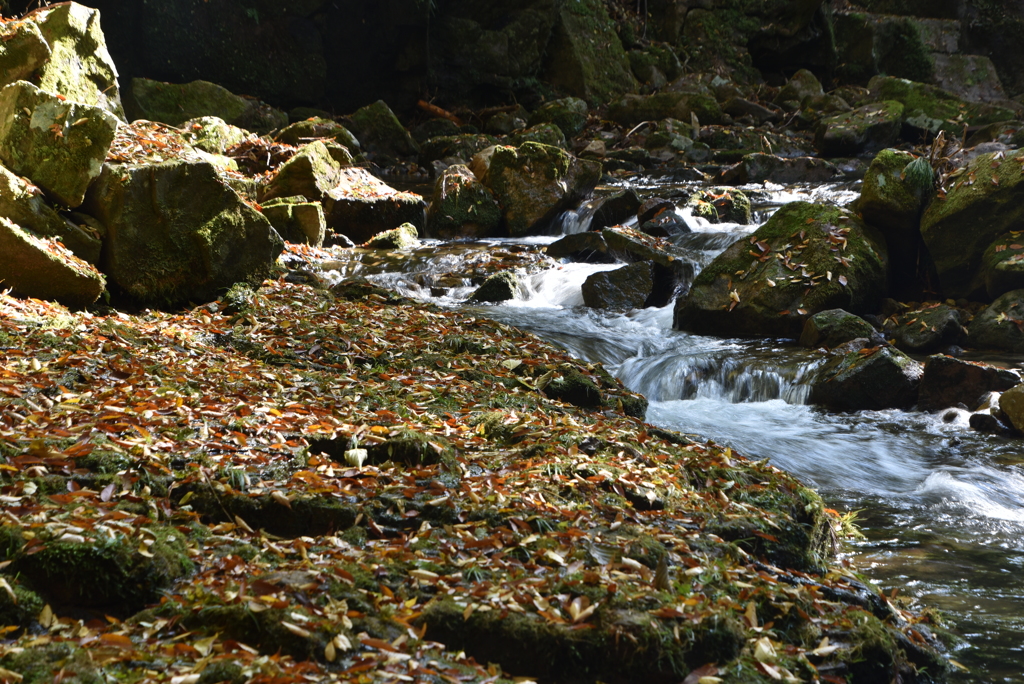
xmin=321 ymin=180 xmax=1024 ymax=683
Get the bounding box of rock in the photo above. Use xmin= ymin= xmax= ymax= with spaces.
xmin=180 ymin=116 xmax=251 ymax=155
xmin=868 ymin=75 xmax=1018 ymax=136
xmin=420 ymin=134 xmax=498 ymax=165
xmin=966 ymin=289 xmax=1024 ymax=353
xmin=469 ymin=270 xmax=518 ymax=303
xmin=528 ymin=97 xmax=589 ymax=138
xmin=832 ymin=12 xmax=936 ymax=86
xmin=0 ymin=81 xmax=119 ymax=208
xmin=882 ymin=304 xmax=966 ymax=353
xmin=601 ymin=227 xmax=694 ymax=306
xmin=640 ymin=212 xmax=690 ymax=237
xmin=543 ymin=0 xmax=637 ymax=107
xmin=128 ymin=78 xmax=287 ymax=133
xmin=799 ymin=309 xmax=878 ymax=349
xmin=918 ymin=355 xmax=1019 ymax=411
xmin=546 ymin=232 xmax=614 ymax=264
xmin=260 ymin=141 xmax=354 ymax=205
xmin=0 ymin=216 xmax=105 ymax=307
xmin=607 ymin=91 xmax=725 ymax=128
xmin=426 ymin=164 xmax=502 ymax=240
xmin=510 ymin=123 xmax=567 ymax=149
xmin=260 ymin=197 xmax=325 ymax=247
xmin=590 ymin=189 xmax=642 ymax=230
xmin=814 ymin=101 xmax=904 ymax=157
xmin=920 ymin=148 xmax=1024 ymax=300
xmin=413 ymin=118 xmax=460 ymax=143
xmin=582 ymin=261 xmax=656 ymax=310
xmin=482 ymin=142 xmax=601 ymax=237
xmin=25 ymin=2 xmax=124 ymax=119
xmin=857 ymin=148 xmax=932 ymax=237
xmin=274 ymin=117 xmax=360 ymax=152
xmin=979 ymin=234 xmax=1024 ymax=300
xmin=810 ymin=346 xmax=923 ymax=411
xmin=932 ymin=54 xmax=1009 ymax=104
xmin=484 ymin=107 xmax=528 ymax=136
xmin=674 ymin=202 xmax=888 ymax=339
xmin=775 ymin=69 xmax=824 ymax=107
xmin=628 ymin=43 xmax=682 ymax=87
xmin=996 ymin=383 xmax=1024 ymax=434
xmin=0 ymin=164 xmax=100 ymax=264
xmin=347 ymin=100 xmax=419 ymax=158
xmin=722 ymin=97 xmax=781 ymax=125
xmin=83 ymin=159 xmax=284 ymax=306
xmin=0 ymin=19 xmax=51 ymax=88
xmin=969 ymin=411 xmax=1014 ymax=435
xmin=686 ymin=187 xmax=751 ymax=224
xmin=719 ymin=154 xmax=841 ymax=185
xmin=638 ymin=198 xmax=675 ymax=224
xmin=542 ymin=365 xmax=603 ymax=408
xmin=365 ymin=222 xmax=419 ymax=250
xmin=322 ymin=168 xmax=427 ymax=245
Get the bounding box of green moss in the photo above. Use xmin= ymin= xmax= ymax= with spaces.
xmin=0 ymin=577 xmax=44 ymax=630
xmin=0 ymin=643 xmax=102 ymax=684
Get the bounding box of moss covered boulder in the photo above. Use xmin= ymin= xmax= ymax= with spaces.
xmin=322 ymin=168 xmax=426 ymax=245
xmin=920 ymin=148 xmax=1024 ymax=300
xmin=260 ymin=196 xmax=325 ymax=246
xmin=25 ymin=2 xmax=124 ymax=119
xmin=0 ymin=216 xmax=105 ymax=307
xmin=469 ymin=270 xmax=518 ymax=303
xmin=482 ymin=142 xmax=601 ymax=237
xmin=720 ymin=154 xmax=840 ymax=185
xmin=0 ymin=19 xmax=50 ymax=88
xmin=510 ymin=122 xmax=567 ymax=149
xmin=814 ymin=101 xmax=904 ymax=157
xmin=419 ymin=133 xmax=498 ymax=165
xmin=775 ymin=68 xmax=825 ymax=107
xmin=869 ymin=75 xmax=1017 ymax=135
xmin=84 ymin=159 xmax=284 ymax=306
xmin=274 ymin=116 xmax=360 ymax=151
xmin=674 ymin=202 xmax=888 ymax=338
xmin=528 ymin=96 xmax=589 ymax=138
xmin=608 ymin=90 xmax=724 ymax=127
xmin=799 ymin=309 xmax=878 ymax=348
xmin=543 ymin=0 xmax=636 ymax=107
xmin=979 ymin=234 xmax=1024 ymax=300
xmin=966 ymin=289 xmax=1024 ymax=353
xmin=128 ymin=77 xmax=287 ymax=133
xmin=426 ymin=164 xmax=502 ymax=240
xmin=882 ymin=303 xmax=966 ymax=353
xmin=181 ymin=116 xmax=251 ymax=154
xmin=810 ymin=345 xmax=923 ymax=410
xmin=0 ymin=164 xmax=100 ymax=264
xmin=260 ymin=140 xmax=354 ymax=205
xmin=365 ymin=222 xmax=419 ymax=249
xmin=347 ymin=99 xmax=419 ymax=158
xmin=686 ymin=187 xmax=751 ymax=224
xmin=582 ymin=261 xmax=656 ymax=310
xmin=918 ymin=354 xmax=1020 ymax=411
xmin=0 ymin=80 xmax=118 ymax=208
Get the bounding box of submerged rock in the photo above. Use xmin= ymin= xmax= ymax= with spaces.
xmin=84 ymin=159 xmax=283 ymax=306
xmin=810 ymin=345 xmax=922 ymax=411
xmin=0 ymin=80 xmax=119 ymax=208
xmin=918 ymin=355 xmax=1019 ymax=411
xmin=674 ymin=202 xmax=888 ymax=338
xmin=590 ymin=189 xmax=642 ymax=230
xmin=545 ymin=231 xmax=614 ymax=263
xmin=426 ymin=164 xmax=502 ymax=240
xmin=0 ymin=216 xmax=104 ymax=307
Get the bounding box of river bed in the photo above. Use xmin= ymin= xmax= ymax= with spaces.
xmin=320 ymin=181 xmax=1024 ymax=683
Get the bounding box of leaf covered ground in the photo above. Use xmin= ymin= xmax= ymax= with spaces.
xmin=0 ymin=261 xmax=950 ymax=684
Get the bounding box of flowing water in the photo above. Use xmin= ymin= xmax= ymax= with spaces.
xmin=319 ymin=181 xmax=1024 ymax=682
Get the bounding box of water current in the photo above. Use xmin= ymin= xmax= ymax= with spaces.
xmin=324 ymin=180 xmax=1024 ymax=682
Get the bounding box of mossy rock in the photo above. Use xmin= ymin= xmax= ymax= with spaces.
xmin=721 ymin=154 xmax=840 ymax=185
xmin=858 ymin=149 xmax=931 ymax=234
xmin=366 ymin=429 xmax=453 ymax=467
xmin=470 ymin=270 xmax=519 ymax=303
xmin=510 ymin=122 xmax=567 ymax=149
xmin=882 ymin=303 xmax=965 ymax=353
xmin=426 ymin=164 xmax=502 ymax=240
xmin=607 ymin=90 xmax=725 ymax=127
xmin=582 ymin=261 xmax=656 ymax=311
xmin=0 ymin=643 xmax=102 ymax=684
xmin=320 ymin=168 xmax=427 ymax=245
xmin=0 ymin=217 xmax=105 ymax=308
xmin=775 ymin=68 xmax=824 ymax=107
xmin=810 ymin=345 xmax=922 ymax=410
xmin=0 ymin=575 xmax=43 ymax=631
xmin=979 ymin=234 xmax=1024 ymax=300
xmin=260 ymin=140 xmax=354 ymax=204
xmin=527 ymin=97 xmax=589 ymax=138
xmin=274 ymin=116 xmax=360 ymax=151
xmin=129 ymin=77 xmax=287 ymax=133
xmin=0 ymin=19 xmax=50 ymax=89
xmin=364 ymin=222 xmax=419 ymax=249
xmin=686 ymin=187 xmax=751 ymax=224
xmin=869 ymin=75 xmax=1018 ymax=135
xmin=347 ymin=100 xmax=419 ymax=158
xmin=674 ymin=202 xmax=889 ymax=338
xmin=413 ymin=117 xmax=461 ymax=143
xmin=967 ymin=289 xmax=1024 ymax=353
xmin=799 ymin=309 xmax=878 ymax=348
xmin=181 ymin=116 xmax=251 ymax=154
xmin=921 ymin=148 xmax=1024 ymax=299
xmin=814 ymin=101 xmax=904 ymax=157
xmin=419 ymin=133 xmax=498 ymax=164
xmin=260 ymin=197 xmax=326 ymax=246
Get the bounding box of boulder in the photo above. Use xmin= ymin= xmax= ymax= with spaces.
xmin=180 ymin=116 xmax=251 ymax=155
xmin=274 ymin=117 xmax=360 ymax=152
xmin=857 ymin=149 xmax=932 ymax=236
xmin=868 ymin=76 xmax=1017 ymax=135
xmin=420 ymin=134 xmax=499 ymax=165
xmin=543 ymin=0 xmax=637 ymax=107
xmin=775 ymin=69 xmax=824 ymax=107
xmin=607 ymin=91 xmax=724 ymax=128
xmin=322 ymin=168 xmax=427 ymax=245
xmin=590 ymin=189 xmax=642 ymax=230
xmin=545 ymin=232 xmax=615 ymax=264
xmin=510 ymin=123 xmax=567 ymax=149
xmin=601 ymin=227 xmax=694 ymax=306
xmin=365 ymin=222 xmax=419 ymax=250
xmin=996 ymin=383 xmax=1024 ymax=434
xmin=920 ymin=148 xmax=1024 ymax=300
xmin=260 ymin=141 xmax=354 ymax=204
xmin=931 ymin=54 xmax=1008 ymax=104
xmin=0 ymin=81 xmax=119 ymax=208
xmin=426 ymin=165 xmax=502 ymax=240
xmin=814 ymin=101 xmax=904 ymax=157
xmin=918 ymin=355 xmax=1019 ymax=411
xmin=966 ymin=289 xmax=1024 ymax=353
xmin=881 ymin=304 xmax=966 ymax=353
xmin=637 ymin=197 xmax=675 ymax=224
xmin=347 ymin=100 xmax=419 ymax=158
xmin=722 ymin=96 xmax=781 ymax=125
xmin=581 ymin=261 xmax=656 ymax=310
xmin=686 ymin=187 xmax=751 ymax=224
xmin=0 ymin=20 xmax=51 ymax=88
xmin=260 ymin=197 xmax=325 ymax=246
xmin=719 ymin=154 xmax=841 ymax=185
xmin=0 ymin=164 xmax=100 ymax=264
xmin=528 ymin=97 xmax=589 ymax=138
xmin=128 ymin=78 xmax=288 ymax=133
xmin=831 ymin=12 xmax=936 ymax=86
xmin=980 ymin=234 xmax=1024 ymax=300
xmin=25 ymin=2 xmax=124 ymax=119
xmin=799 ymin=309 xmax=878 ymax=349
xmin=469 ymin=270 xmax=518 ymax=303
xmin=0 ymin=216 xmax=104 ymax=308
xmin=810 ymin=345 xmax=923 ymax=411
xmin=83 ymin=159 xmax=284 ymax=306
xmin=674 ymin=202 xmax=889 ymax=339
xmin=482 ymin=142 xmax=601 ymax=237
